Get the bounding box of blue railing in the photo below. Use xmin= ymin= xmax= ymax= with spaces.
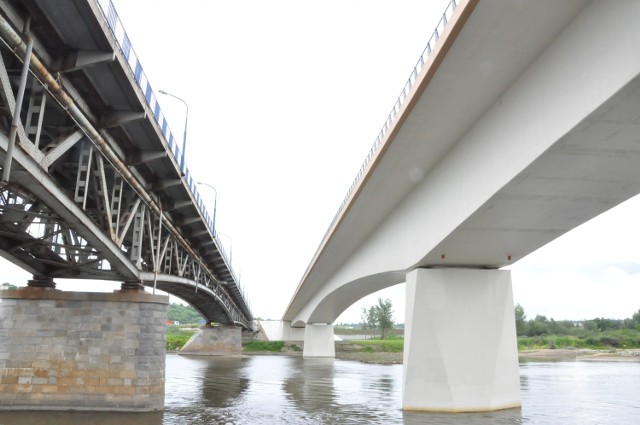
xmin=323 ymin=0 xmax=458 ymax=241
xmin=93 ymin=0 xmax=238 ymax=286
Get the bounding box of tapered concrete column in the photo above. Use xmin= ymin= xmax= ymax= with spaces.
xmin=303 ymin=323 xmax=335 ymax=357
xmin=180 ymin=325 xmax=241 ymax=355
xmin=403 ymin=268 xmax=520 ymax=412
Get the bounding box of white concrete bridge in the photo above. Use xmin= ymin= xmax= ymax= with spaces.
xmin=282 ymin=0 xmax=640 ymax=412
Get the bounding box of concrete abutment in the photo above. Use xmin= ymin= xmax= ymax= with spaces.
xmin=180 ymin=325 xmax=242 ymax=355
xmin=0 ymin=288 xmax=168 ymax=412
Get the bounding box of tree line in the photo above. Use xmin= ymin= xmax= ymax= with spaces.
xmin=514 ymin=303 xmax=640 ymax=337
xmin=167 ymin=303 xmax=203 ymax=324
xmin=360 ymin=298 xmax=395 ymax=339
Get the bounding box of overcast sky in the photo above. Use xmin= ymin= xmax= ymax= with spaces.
xmin=3 ymin=0 xmax=640 ymax=324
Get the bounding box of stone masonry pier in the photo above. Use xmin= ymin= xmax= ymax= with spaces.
xmin=180 ymin=325 xmax=242 ymax=355
xmin=0 ymin=288 xmax=168 ymax=411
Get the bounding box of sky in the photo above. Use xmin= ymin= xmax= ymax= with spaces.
xmin=2 ymin=0 xmax=640 ymax=324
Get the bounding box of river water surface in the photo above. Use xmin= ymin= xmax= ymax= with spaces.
xmin=1 ymin=354 xmax=639 ymax=424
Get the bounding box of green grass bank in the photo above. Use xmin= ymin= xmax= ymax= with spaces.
xmin=165 ymin=325 xmax=640 ymax=353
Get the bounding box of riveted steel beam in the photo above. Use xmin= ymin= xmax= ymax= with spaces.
xmin=127 ymin=150 xmax=167 ymax=166
xmin=56 ymin=49 xmax=115 ymax=73
xmin=99 ymin=110 xmax=146 ymax=129
xmin=0 ymin=7 xmax=253 ymax=328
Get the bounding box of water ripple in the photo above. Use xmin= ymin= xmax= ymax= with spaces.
xmin=2 ymin=355 xmax=638 ymax=424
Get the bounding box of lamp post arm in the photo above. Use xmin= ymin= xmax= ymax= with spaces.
xmin=181 ymin=104 xmax=188 ymax=172
xmin=213 ymin=195 xmax=217 ymax=233
xmin=197 ymin=182 xmax=218 ymax=233
xmin=159 ymin=90 xmax=188 ymax=172
xmin=218 ymin=232 xmax=232 ymax=265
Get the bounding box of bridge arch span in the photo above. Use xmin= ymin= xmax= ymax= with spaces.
xmin=292 ymin=271 xmax=405 ymax=326
xmin=143 ymin=274 xmax=252 ymax=329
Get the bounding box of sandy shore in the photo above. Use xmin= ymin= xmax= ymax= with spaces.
xmin=336 ymin=351 xmax=403 ymax=365
xmin=518 ymin=348 xmax=640 ymax=362
xmin=334 ymin=346 xmax=640 ymax=365
xmin=243 ymin=344 xmax=640 ymax=365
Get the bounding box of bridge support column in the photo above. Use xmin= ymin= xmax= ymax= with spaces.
xmin=303 ymin=323 xmax=335 ymax=358
xmin=180 ymin=325 xmax=242 ymax=355
xmin=0 ymin=287 xmax=168 ymax=412
xmin=27 ymin=275 xmax=56 ymax=289
xmin=403 ymin=268 xmax=520 ymax=412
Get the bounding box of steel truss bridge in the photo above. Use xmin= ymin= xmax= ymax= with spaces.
xmin=0 ymin=0 xmax=253 ymax=329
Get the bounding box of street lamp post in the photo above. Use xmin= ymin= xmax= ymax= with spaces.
xmin=159 ymin=90 xmax=188 ymax=174
xmin=197 ymin=182 xmax=217 ymax=233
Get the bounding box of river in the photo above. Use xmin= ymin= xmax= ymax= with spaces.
xmin=1 ymin=354 xmax=638 ymax=424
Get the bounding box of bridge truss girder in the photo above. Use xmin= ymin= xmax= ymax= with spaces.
xmin=0 ymin=3 xmax=252 ymax=329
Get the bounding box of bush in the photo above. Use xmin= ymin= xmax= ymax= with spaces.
xmin=600 ymin=336 xmax=620 ymax=348
xmin=165 ymin=326 xmax=196 ymax=351
xmin=517 ymin=329 xmax=640 ymax=350
xmin=166 ymin=334 xmax=192 ymax=351
xmin=243 ymin=340 xmax=285 ymax=352
xmin=554 ymin=336 xmax=578 ymax=348
xmin=288 ymin=343 xmax=302 ymax=352
xmin=350 ymin=339 xmax=404 ymax=352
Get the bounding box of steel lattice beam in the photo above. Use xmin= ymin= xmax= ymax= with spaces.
xmin=0 ymin=1 xmax=252 ymax=329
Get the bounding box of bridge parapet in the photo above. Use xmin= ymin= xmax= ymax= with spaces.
xmin=317 ymin=0 xmax=460 ymax=260
xmin=93 ymin=0 xmax=229 ymax=262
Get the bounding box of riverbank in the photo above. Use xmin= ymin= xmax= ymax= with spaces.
xmin=335 ymin=341 xmax=402 ymax=364
xmin=519 ymin=348 xmax=640 ymax=362
xmin=244 ymin=347 xmax=640 ymax=364
xmin=240 ymin=340 xmax=640 ymax=364
xmin=335 ymin=347 xmax=640 ymax=365
xmin=162 ymin=327 xmax=640 ymax=365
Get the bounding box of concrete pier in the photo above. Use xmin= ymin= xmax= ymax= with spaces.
xmin=403 ymin=268 xmax=521 ymax=412
xmin=0 ymin=288 xmax=168 ymax=411
xmin=303 ymin=323 xmax=335 ymax=358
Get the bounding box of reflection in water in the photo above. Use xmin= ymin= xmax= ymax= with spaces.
xmin=1 ymin=355 xmax=638 ymax=424
xmin=520 ymin=361 xmax=640 ymax=425
xmin=200 ymin=356 xmax=250 ymax=406
xmin=0 ymin=411 xmax=164 ymax=425
xmin=374 ymin=376 xmax=395 ymax=394
xmin=520 ymin=369 xmax=529 ymax=390
xmin=282 ymin=358 xmax=336 ymax=414
xmin=403 ymin=409 xmax=524 ymax=425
